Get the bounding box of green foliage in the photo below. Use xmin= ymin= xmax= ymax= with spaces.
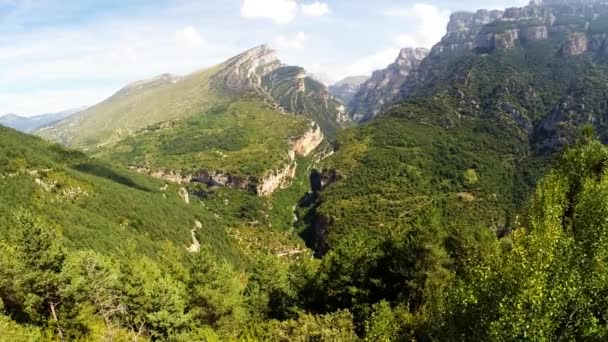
xmin=94 ymin=100 xmax=310 ymax=178
xmin=0 ymin=125 xmax=243 ymax=265
xmin=429 ymin=138 xmax=608 ymax=340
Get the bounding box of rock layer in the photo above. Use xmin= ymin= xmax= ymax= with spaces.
xmin=143 ymin=123 xmax=324 ymax=196
xmin=349 ymin=48 xmax=429 ymax=122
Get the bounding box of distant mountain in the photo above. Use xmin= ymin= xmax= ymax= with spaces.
xmin=348 ymin=48 xmax=429 ymax=122
xmin=328 ymin=75 xmax=369 ymax=105
xmin=0 ymin=108 xmax=83 ymax=133
xmin=38 ymin=45 xmax=345 ymax=149
xmin=37 ymin=45 xmax=334 ymax=197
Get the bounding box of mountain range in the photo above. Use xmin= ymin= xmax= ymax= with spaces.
xmin=5 ymin=0 xmax=608 ymax=340
xmin=0 ymin=108 xmax=84 ymax=133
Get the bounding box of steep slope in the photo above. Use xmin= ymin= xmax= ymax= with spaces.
xmin=395 ymin=0 xmax=608 ymax=152
xmin=329 ymin=75 xmax=369 ymax=106
xmin=37 ymin=45 xmax=344 ymax=149
xmin=261 ymin=65 xmax=348 ymax=136
xmin=213 ymin=45 xmax=348 ymax=137
xmin=306 ymin=0 xmax=608 ymax=257
xmin=348 ymin=48 xmax=429 ymax=122
xmin=36 ymin=69 xmax=222 ymax=148
xmin=0 ymin=108 xmax=82 ymax=133
xmin=0 ymin=125 xmax=243 ymax=263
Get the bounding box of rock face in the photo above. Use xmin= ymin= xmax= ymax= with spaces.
xmin=430 ymin=0 xmax=608 ymax=56
xmin=145 ymin=123 xmax=324 ymax=196
xmin=562 ymin=32 xmax=589 ymax=55
xmin=213 ymin=45 xmax=348 ymax=136
xmin=213 ymin=45 xmax=282 ymax=91
xmin=431 ymin=10 xmax=504 ymax=56
xmin=329 ymin=76 xmax=369 ymax=105
xmin=291 ymin=123 xmax=324 ymax=156
xmin=349 ymin=48 xmax=429 ymax=122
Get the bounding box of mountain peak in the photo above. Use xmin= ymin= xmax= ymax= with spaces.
xmin=213 ymin=44 xmax=282 ymax=91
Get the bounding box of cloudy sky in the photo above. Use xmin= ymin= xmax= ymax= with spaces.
xmin=1 ymin=0 xmax=528 ymax=116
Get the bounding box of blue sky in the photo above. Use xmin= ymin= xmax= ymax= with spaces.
xmin=0 ymin=0 xmax=527 ymax=116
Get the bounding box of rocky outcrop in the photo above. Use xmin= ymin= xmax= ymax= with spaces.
xmin=291 ymin=123 xmax=324 ymax=157
xmin=349 ymin=48 xmax=429 ymax=122
xmin=213 ymin=45 xmax=348 ymax=136
xmin=428 ymin=1 xmax=608 ymax=56
xmin=187 ymin=220 xmax=203 ymax=253
xmin=561 ymin=32 xmax=589 ymax=55
xmin=142 ymin=122 xmax=324 ymax=196
xmin=179 ymin=187 xmax=190 ymax=204
xmin=212 ymin=45 xmax=282 ymax=91
xmin=431 ymin=10 xmax=504 ymax=56
xmin=257 ymin=161 xmax=298 ymax=196
xmin=329 ymin=76 xmax=369 ymax=105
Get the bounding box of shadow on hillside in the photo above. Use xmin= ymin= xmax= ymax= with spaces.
xmin=71 ymin=163 xmax=151 ymax=192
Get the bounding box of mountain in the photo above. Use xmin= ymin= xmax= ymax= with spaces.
xmin=0 ymin=108 xmax=82 ymax=133
xmin=37 ymin=46 xmax=335 ymax=198
xmin=328 ymin=75 xmax=369 ymax=105
xmin=294 ymin=0 xmax=608 ymax=335
xmin=37 ymin=45 xmax=345 ymax=149
xmin=348 ymin=48 xmax=429 ymax=122
xmin=312 ymin=0 xmax=608 ymax=255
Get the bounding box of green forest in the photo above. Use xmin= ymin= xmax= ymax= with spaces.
xmin=3 ymin=125 xmax=608 ymax=340
xmin=7 ymin=1 xmax=608 ymax=340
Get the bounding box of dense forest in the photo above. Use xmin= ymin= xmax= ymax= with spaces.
xmin=3 ymin=120 xmax=608 ymax=341
xmin=6 ymin=0 xmax=608 ymax=340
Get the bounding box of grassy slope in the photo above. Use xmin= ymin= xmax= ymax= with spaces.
xmin=36 ymin=66 xmax=221 ymax=148
xmin=0 ymin=125 xmax=245 ymax=265
xmin=93 ymin=99 xmax=310 ymax=178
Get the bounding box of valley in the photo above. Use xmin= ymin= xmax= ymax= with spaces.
xmin=4 ymin=0 xmax=608 ymax=340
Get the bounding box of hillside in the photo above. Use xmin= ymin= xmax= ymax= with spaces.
xmin=0 ymin=124 xmax=243 ymax=263
xmin=37 ymin=45 xmax=345 ymax=149
xmin=309 ymin=0 xmax=608 ymax=272
xmin=292 ymin=0 xmax=608 ymax=335
xmin=10 ymin=0 xmax=608 ymax=340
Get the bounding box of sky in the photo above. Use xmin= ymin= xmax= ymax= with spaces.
xmin=0 ymin=0 xmax=528 ymax=116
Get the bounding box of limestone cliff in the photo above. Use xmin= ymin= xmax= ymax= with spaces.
xmin=212 ymin=45 xmax=348 ymax=136
xmin=430 ymin=0 xmax=608 ymax=56
xmin=143 ymin=123 xmax=324 ymax=196
xmin=349 ymin=48 xmax=429 ymax=122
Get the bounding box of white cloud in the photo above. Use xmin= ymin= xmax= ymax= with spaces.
xmin=274 ymin=32 xmax=309 ymax=49
xmin=240 ymin=0 xmax=298 ymax=24
xmin=385 ymin=3 xmax=450 ymax=48
xmin=0 ymin=18 xmax=235 ymax=115
xmin=301 ymin=1 xmax=330 ymax=17
xmin=175 ymin=26 xmax=205 ymax=49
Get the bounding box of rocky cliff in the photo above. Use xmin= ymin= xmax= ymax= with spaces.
xmin=144 ymin=123 xmax=324 ymax=196
xmin=430 ymin=0 xmax=608 ymax=56
xmin=212 ymin=45 xmax=347 ymax=136
xmin=348 ymin=48 xmax=429 ymax=122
